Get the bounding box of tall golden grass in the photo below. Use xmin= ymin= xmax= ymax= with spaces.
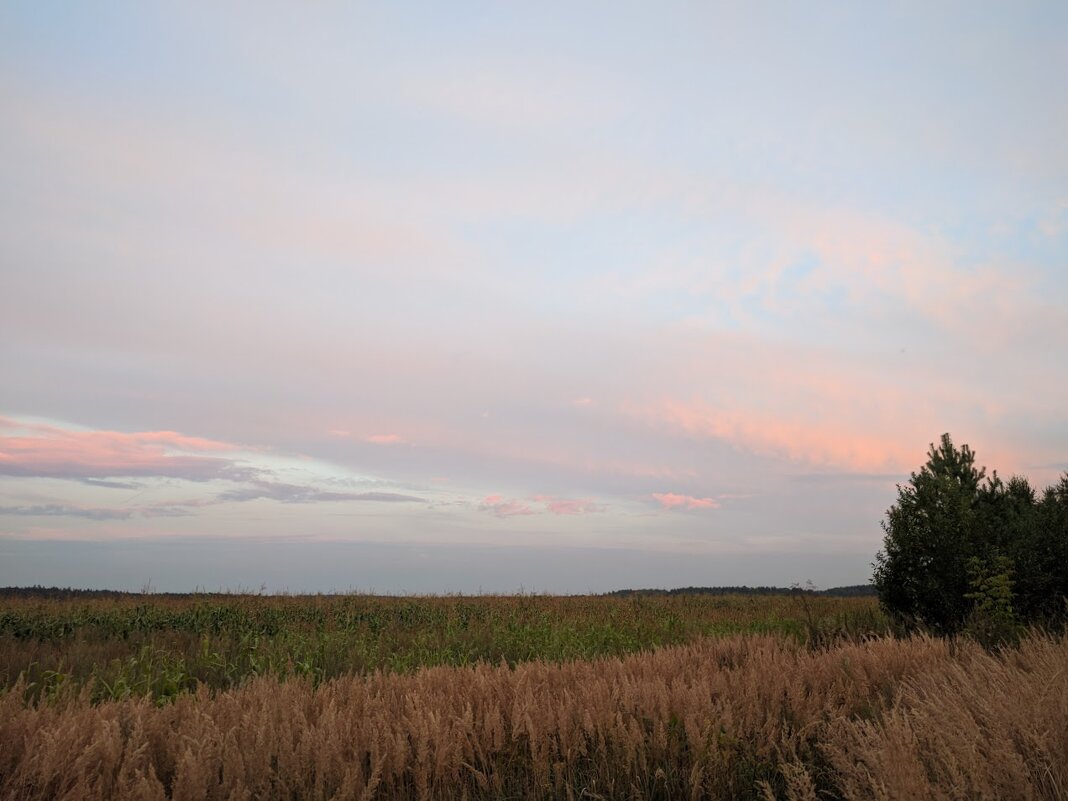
xmin=2 ymin=631 xmax=1064 ymax=800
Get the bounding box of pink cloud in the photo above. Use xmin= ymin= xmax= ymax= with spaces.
xmin=652 ymin=492 xmax=721 ymax=511
xmin=628 ymin=399 xmax=924 ymax=474
xmin=532 ymin=496 xmax=604 ymax=515
xmin=478 ymin=495 xmax=535 ymax=518
xmin=365 ymin=434 xmax=406 ymax=445
xmin=0 ymin=417 xmax=243 ymax=481
xmin=476 ymin=494 xmax=603 ymax=517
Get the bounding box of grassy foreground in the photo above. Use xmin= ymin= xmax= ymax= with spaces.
xmin=1 ymin=593 xmax=1065 ymax=800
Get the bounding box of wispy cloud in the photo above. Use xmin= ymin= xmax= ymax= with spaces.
xmin=78 ymin=477 xmax=143 ymax=490
xmin=0 ymin=417 xmax=247 ymax=482
xmin=477 ymin=494 xmax=603 ymax=517
xmin=652 ymin=492 xmax=721 ymax=511
xmin=478 ymin=495 xmax=535 ymax=518
xmin=365 ymin=434 xmax=406 ymax=445
xmin=0 ymin=503 xmax=193 ymax=520
xmin=0 ymin=417 xmax=426 ymax=522
xmin=533 ymin=496 xmax=604 ymax=515
xmin=0 ymin=504 xmax=135 ymax=520
xmin=629 ymin=399 xmax=921 ymax=474
xmin=216 ymin=480 xmax=422 ymax=505
xmin=0 ymin=483 xmax=424 ymax=522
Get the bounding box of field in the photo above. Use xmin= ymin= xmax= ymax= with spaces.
xmin=1 ymin=592 xmax=1065 ymax=800
xmin=0 ymin=591 xmax=883 ymax=703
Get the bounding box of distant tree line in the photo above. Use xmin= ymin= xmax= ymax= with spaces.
xmin=874 ymin=434 xmax=1068 ymax=643
xmin=605 ymin=584 xmax=877 ymax=598
xmin=0 ymin=586 xmax=234 ymax=600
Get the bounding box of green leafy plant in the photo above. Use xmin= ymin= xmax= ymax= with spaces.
xmin=964 ymin=555 xmax=1022 ymax=648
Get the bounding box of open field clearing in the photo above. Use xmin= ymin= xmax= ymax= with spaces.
xmin=0 ymin=592 xmax=884 ymax=702
xmin=2 ymin=628 xmax=1065 ymax=801
xmin=1 ymin=594 xmax=1065 ymax=800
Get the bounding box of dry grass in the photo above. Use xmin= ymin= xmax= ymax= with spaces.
xmin=809 ymin=636 xmax=1068 ymax=801
xmin=2 ymin=631 xmax=1064 ymax=801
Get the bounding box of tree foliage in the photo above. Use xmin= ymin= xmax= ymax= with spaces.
xmin=874 ymin=434 xmax=1068 ymax=637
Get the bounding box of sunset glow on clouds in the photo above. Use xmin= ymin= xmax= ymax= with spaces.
xmin=478 ymin=496 xmax=536 ymax=519
xmin=0 ymin=417 xmax=242 ymax=481
xmin=365 ymin=435 xmax=406 ymax=446
xmin=652 ymin=493 xmax=721 ymax=512
xmin=477 ymin=495 xmax=604 ymax=518
xmin=1 ymin=3 xmax=1066 ymax=591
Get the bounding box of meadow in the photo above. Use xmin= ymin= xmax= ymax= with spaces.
xmin=0 ymin=591 xmax=883 ymax=704
xmin=1 ymin=591 xmax=1064 ymax=800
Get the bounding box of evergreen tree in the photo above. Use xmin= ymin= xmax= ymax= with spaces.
xmin=875 ymin=434 xmax=1068 ymax=636
xmin=1034 ymin=476 xmax=1068 ymax=620
xmin=874 ymin=434 xmax=988 ymax=634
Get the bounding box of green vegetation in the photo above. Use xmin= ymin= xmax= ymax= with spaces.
xmin=0 ymin=592 xmax=886 ymax=704
xmin=874 ymin=433 xmax=1068 ymax=639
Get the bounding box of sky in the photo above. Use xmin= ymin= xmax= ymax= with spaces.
xmin=2 ymin=2 xmax=1067 ymax=593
